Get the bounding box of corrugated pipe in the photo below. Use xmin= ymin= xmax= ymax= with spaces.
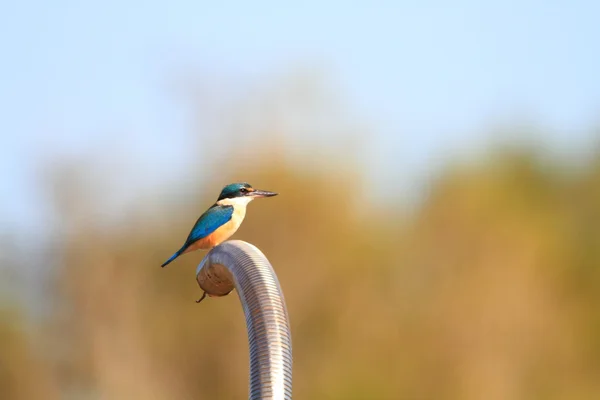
xmin=195 ymin=240 xmax=293 ymax=400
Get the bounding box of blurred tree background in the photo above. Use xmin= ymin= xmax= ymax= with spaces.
xmin=1 ymin=71 xmax=599 ymax=400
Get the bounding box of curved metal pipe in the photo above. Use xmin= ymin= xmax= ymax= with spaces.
xmin=195 ymin=240 xmax=293 ymax=400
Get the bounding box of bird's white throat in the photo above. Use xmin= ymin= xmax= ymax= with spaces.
xmin=217 ymin=196 xmax=254 ymax=207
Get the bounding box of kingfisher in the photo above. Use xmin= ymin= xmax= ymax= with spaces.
xmin=160 ymin=182 xmax=277 ymax=268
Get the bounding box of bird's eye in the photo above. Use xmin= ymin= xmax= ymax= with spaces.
xmin=240 ymin=188 xmax=247 ymax=193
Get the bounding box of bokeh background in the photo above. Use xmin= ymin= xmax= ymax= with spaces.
xmin=2 ymin=2 xmax=600 ymax=399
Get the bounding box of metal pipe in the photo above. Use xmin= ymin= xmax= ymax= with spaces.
xmin=195 ymin=240 xmax=293 ymax=400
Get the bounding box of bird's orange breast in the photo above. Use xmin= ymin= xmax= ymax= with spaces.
xmin=183 ymin=207 xmax=246 ymax=253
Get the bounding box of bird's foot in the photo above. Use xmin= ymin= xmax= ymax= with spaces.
xmin=196 ymin=292 xmax=207 ymax=304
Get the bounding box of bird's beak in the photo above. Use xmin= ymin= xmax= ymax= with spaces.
xmin=249 ymin=189 xmax=278 ymax=198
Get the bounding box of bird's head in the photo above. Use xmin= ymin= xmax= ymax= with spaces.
xmin=217 ymin=182 xmax=278 ymax=205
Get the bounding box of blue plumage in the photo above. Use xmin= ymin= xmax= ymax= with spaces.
xmin=186 ymin=204 xmax=234 ymax=243
xmin=219 ymin=182 xmax=251 ymax=200
xmin=161 ymin=204 xmax=234 ymax=267
xmin=160 ymin=182 xmax=278 ymax=270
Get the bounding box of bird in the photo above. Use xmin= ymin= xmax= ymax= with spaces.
xmin=160 ymin=182 xmax=277 ymax=268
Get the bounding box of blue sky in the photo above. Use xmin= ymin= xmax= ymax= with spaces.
xmin=1 ymin=1 xmax=599 ymax=234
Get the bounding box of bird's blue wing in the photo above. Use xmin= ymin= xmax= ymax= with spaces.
xmin=184 ymin=204 xmax=234 ymax=245
xmin=160 ymin=204 xmax=234 ymax=267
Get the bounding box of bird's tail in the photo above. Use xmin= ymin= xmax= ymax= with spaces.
xmin=161 ymin=248 xmax=184 ymax=268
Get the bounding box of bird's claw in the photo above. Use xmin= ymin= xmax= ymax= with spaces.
xmin=196 ymin=292 xmax=207 ymax=304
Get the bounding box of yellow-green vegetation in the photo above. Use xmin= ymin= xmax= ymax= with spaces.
xmin=1 ymin=142 xmax=599 ymax=399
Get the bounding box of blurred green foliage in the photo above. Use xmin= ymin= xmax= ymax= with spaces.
xmin=1 ymin=95 xmax=599 ymax=399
